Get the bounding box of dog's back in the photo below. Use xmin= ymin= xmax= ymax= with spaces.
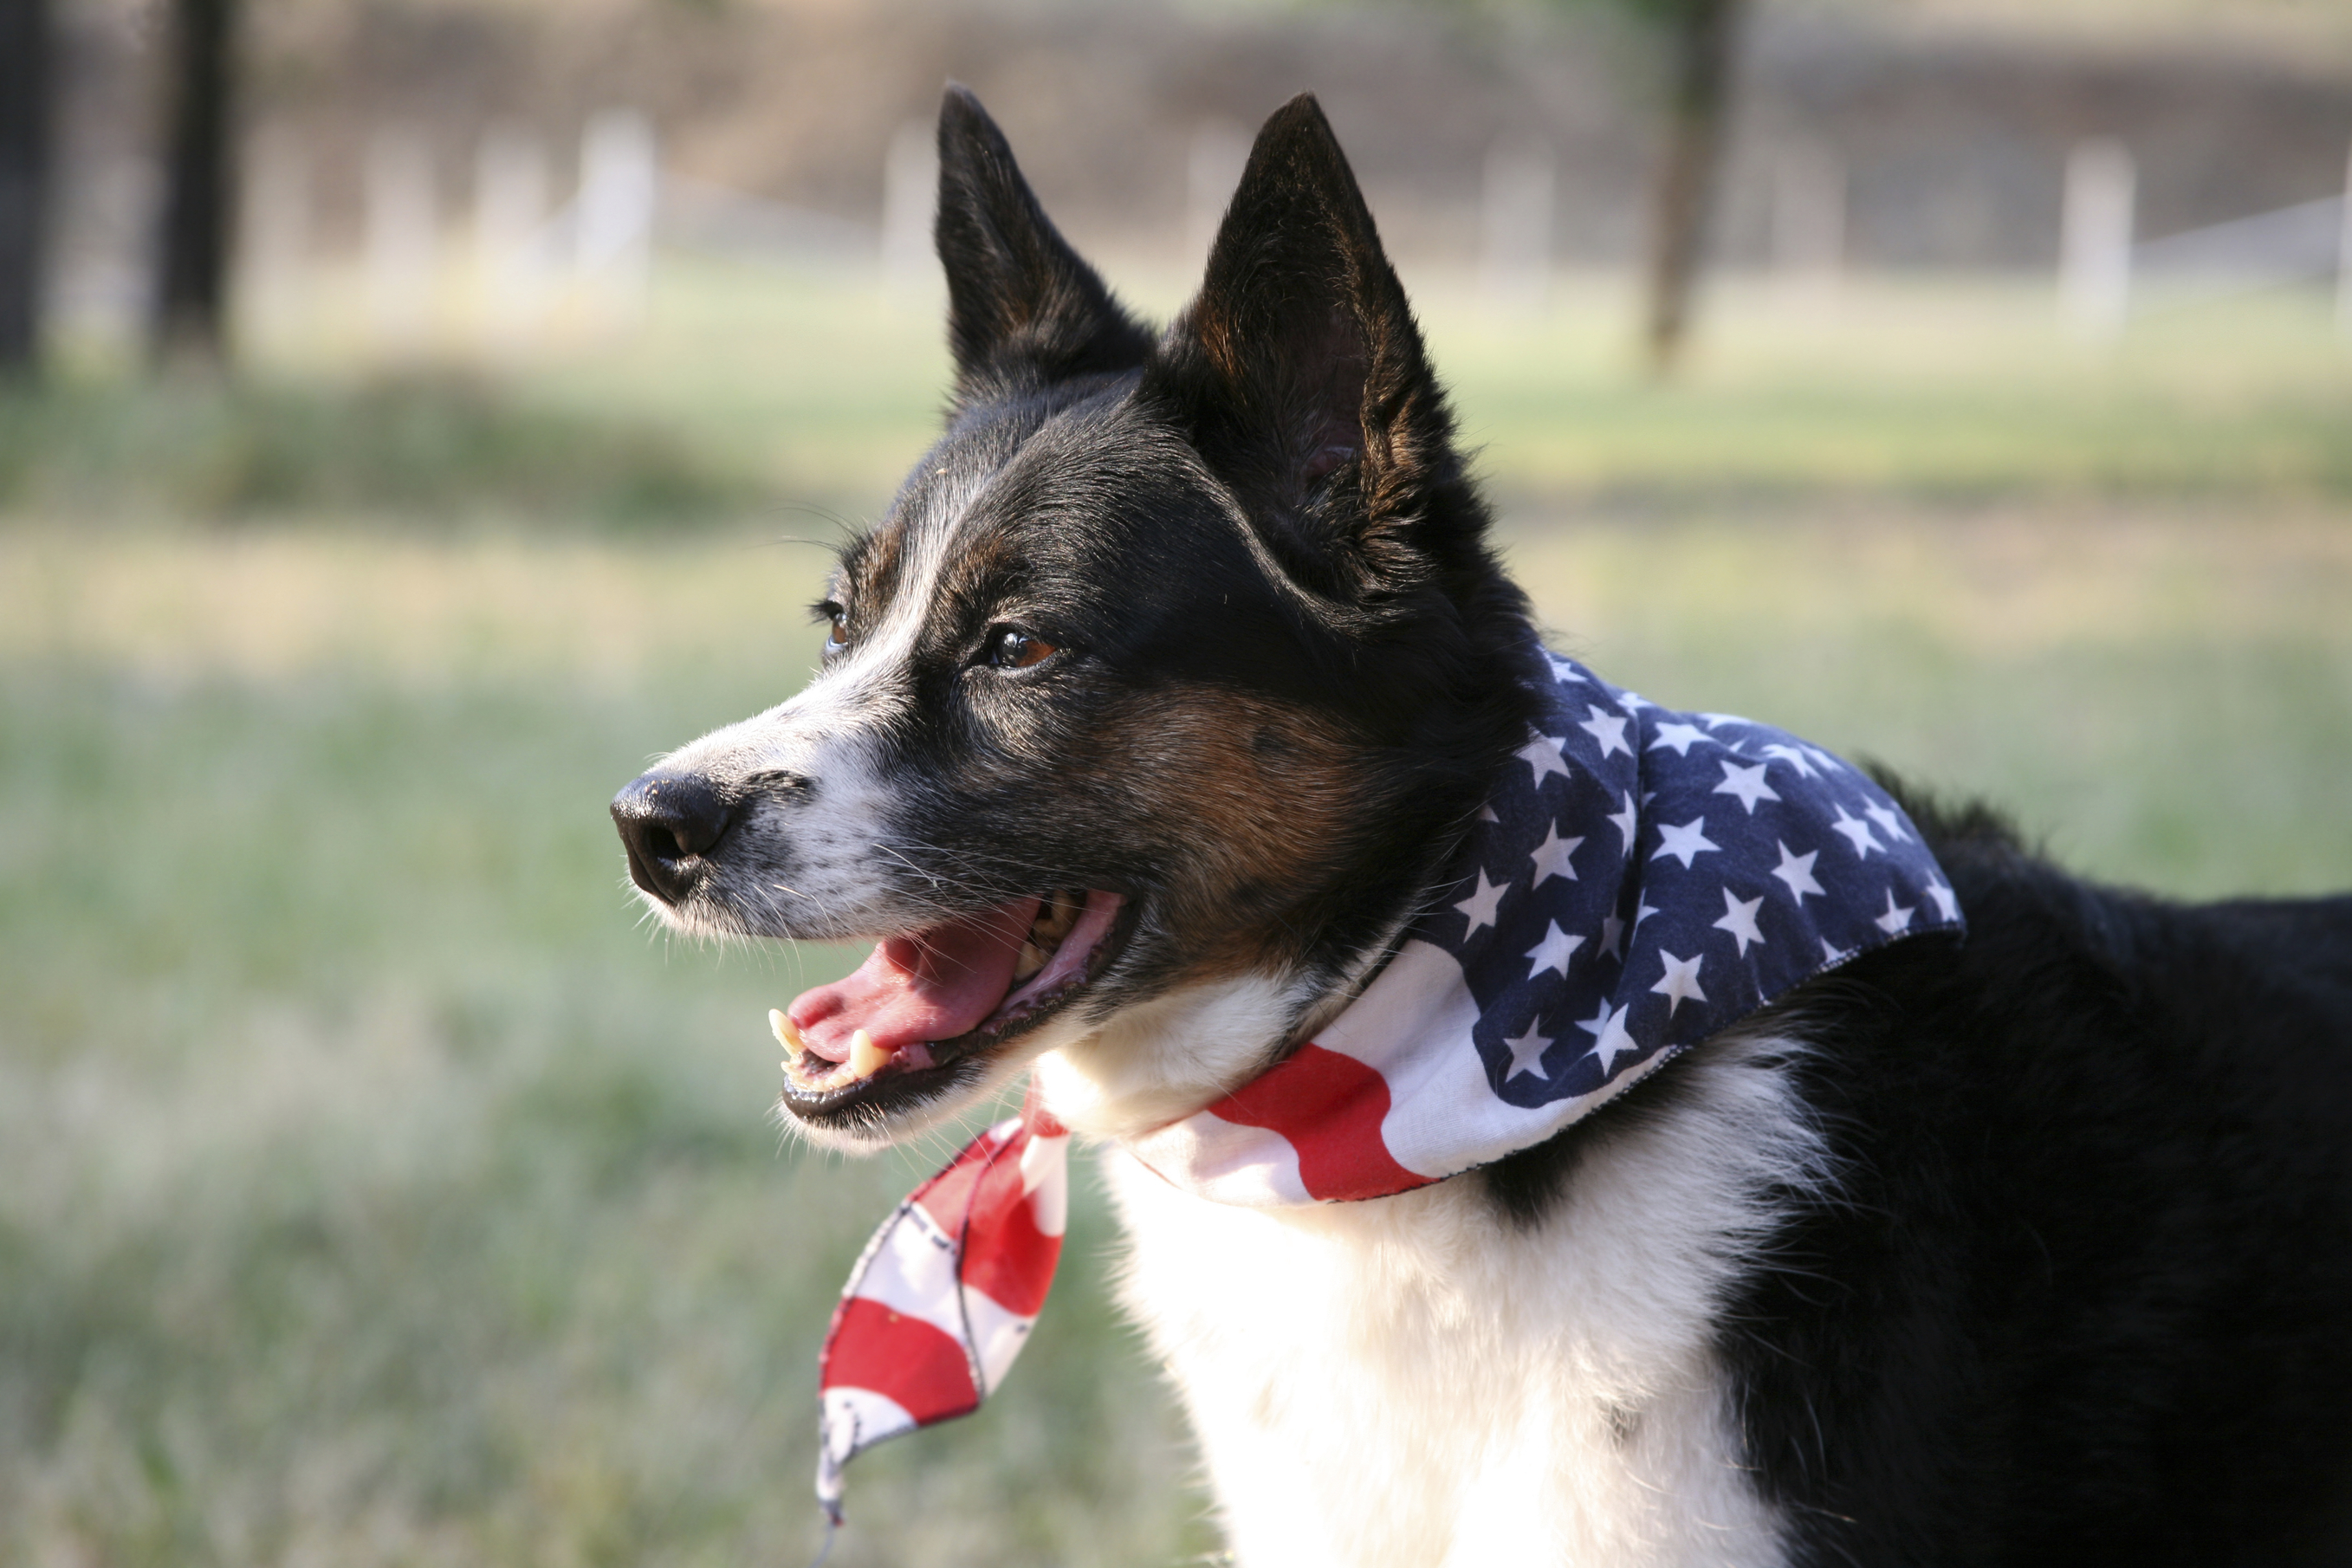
xmin=1724 ymin=795 xmax=2352 ymax=1565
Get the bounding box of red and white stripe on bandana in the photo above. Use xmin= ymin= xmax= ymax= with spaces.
xmin=813 ymin=1090 xmax=1069 ymax=1523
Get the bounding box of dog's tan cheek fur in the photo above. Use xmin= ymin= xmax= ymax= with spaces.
xmin=1085 ymin=689 xmax=1390 ymax=980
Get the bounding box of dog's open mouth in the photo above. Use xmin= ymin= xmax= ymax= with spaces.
xmin=770 ymin=887 xmax=1126 ymax=1123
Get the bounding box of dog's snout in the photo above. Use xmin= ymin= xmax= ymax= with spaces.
xmin=611 ymin=770 xmax=734 ymax=904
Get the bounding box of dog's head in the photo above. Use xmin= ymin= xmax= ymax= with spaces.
xmin=613 ymin=88 xmax=1535 ymax=1148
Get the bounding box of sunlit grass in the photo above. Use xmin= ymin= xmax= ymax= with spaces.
xmin=4 ymin=508 xmax=2348 ymax=1564
xmin=16 ymin=260 xmax=2348 ymax=528
xmin=496 ymin=259 xmax=2352 ymax=514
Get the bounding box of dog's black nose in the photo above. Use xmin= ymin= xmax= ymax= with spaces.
xmin=611 ymin=770 xmax=733 ymax=905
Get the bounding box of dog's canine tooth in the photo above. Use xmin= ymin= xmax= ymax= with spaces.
xmin=847 ymin=1028 xmax=890 ymax=1082
xmin=1014 ymin=940 xmax=1048 ymax=982
xmin=774 ymin=1009 xmax=833 ymax=1085
xmin=770 ymin=1008 xmax=816 ymax=1065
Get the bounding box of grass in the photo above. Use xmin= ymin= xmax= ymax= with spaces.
xmin=0 ymin=372 xmax=767 ymax=528
xmin=492 ymin=259 xmax=2352 ymax=515
xmin=18 ymin=259 xmax=2345 ymax=528
xmin=3 ymin=258 xmax=2349 ymax=1565
xmin=1436 ymin=275 xmax=2352 ymax=506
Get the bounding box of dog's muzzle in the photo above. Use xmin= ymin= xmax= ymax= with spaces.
xmin=611 ymin=769 xmax=734 ymax=905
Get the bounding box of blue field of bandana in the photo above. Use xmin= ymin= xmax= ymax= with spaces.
xmin=1432 ymin=645 xmax=1966 ymax=1110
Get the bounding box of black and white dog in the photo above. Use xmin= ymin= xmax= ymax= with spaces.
xmin=612 ymin=89 xmax=2352 ymax=1566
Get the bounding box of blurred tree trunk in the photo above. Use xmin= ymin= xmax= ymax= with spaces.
xmin=0 ymin=0 xmax=52 ymax=375
xmin=1640 ymin=0 xmax=1743 ymax=378
xmin=153 ymin=0 xmax=237 ymax=366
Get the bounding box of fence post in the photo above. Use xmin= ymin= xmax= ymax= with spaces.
xmin=1481 ymin=137 xmax=1554 ymax=318
xmin=474 ymin=121 xmax=548 ymax=348
xmin=2336 ymin=139 xmax=2352 ymax=340
xmin=576 ymin=109 xmax=655 ymax=324
xmin=2060 ymin=137 xmax=2133 ymax=340
xmin=365 ymin=126 xmax=437 ymax=353
xmin=1770 ymin=139 xmax=1844 ymax=301
xmin=240 ymin=124 xmax=308 ymax=351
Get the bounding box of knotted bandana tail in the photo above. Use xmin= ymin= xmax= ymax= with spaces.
xmin=813 ymin=1089 xmax=1069 ymax=1522
xmin=807 ymin=642 xmax=1966 ymax=1522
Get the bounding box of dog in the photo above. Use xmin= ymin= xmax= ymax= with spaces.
xmin=610 ymin=87 xmax=2352 ymax=1567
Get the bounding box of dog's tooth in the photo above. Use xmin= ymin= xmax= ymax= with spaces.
xmin=770 ymin=1008 xmax=814 ymax=1061
xmin=847 ymin=1028 xmax=890 ymax=1082
xmin=1030 ymin=891 xmax=1080 ymax=946
xmin=1013 ymin=941 xmax=1046 ymax=982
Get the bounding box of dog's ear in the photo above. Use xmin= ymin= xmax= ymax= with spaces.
xmin=934 ymin=85 xmax=1155 ymax=410
xmin=1144 ymin=94 xmax=1468 ymax=601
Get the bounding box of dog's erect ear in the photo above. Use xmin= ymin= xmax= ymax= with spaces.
xmin=934 ymin=86 xmax=1155 ymax=409
xmin=1144 ymin=94 xmax=1467 ymax=599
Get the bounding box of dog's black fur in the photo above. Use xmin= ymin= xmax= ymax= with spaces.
xmin=1729 ymin=794 xmax=2352 ymax=1566
xmin=618 ymin=86 xmax=2352 ymax=1565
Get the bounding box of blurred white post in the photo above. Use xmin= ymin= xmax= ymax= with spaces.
xmin=1480 ymin=137 xmax=1554 ymax=318
xmin=474 ymin=122 xmax=551 ymax=348
xmin=1186 ymin=121 xmax=1251 ymax=268
xmin=240 ymin=126 xmax=310 ymax=347
xmin=2060 ymin=138 xmax=2134 ymax=341
xmin=575 ymin=109 xmax=657 ymax=325
xmin=2336 ymin=139 xmax=2352 ymax=340
xmin=365 ymin=126 xmax=438 ymax=353
xmin=1770 ymin=140 xmax=1845 ymax=301
xmin=881 ymin=121 xmax=937 ymax=299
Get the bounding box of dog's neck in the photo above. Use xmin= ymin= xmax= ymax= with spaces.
xmin=1033 ymin=863 xmax=1443 ymax=1143
xmin=1031 ymin=645 xmax=1540 ymax=1144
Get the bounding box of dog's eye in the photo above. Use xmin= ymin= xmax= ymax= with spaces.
xmin=987 ymin=628 xmax=1057 ymax=671
xmin=822 ymin=607 xmax=850 ymax=659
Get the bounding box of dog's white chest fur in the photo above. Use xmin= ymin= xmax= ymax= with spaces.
xmin=1098 ymin=1033 xmax=1815 ymax=1568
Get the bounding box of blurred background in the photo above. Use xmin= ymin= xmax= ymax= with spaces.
xmin=3 ymin=0 xmax=2349 ymax=1562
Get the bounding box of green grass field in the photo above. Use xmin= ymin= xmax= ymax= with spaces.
xmin=3 ymin=262 xmax=2349 ymax=1565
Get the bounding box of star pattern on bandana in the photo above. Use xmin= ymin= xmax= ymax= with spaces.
xmin=1713 ymin=760 xmax=1781 ymax=813
xmin=1529 ymin=825 xmax=1584 ymax=888
xmin=1501 ymin=1022 xmax=1554 ymax=1081
xmin=1649 ymin=721 xmax=1711 ymax=756
xmin=1771 ymin=841 xmax=1824 ymax=903
xmin=1650 ymin=950 xmax=1708 ymax=1015
xmin=1455 ymin=869 xmax=1508 ymax=935
xmin=1577 ymin=1001 xmax=1638 ymax=1073
xmin=1526 ymin=921 xmax=1583 ymax=979
xmin=1579 ymin=709 xmax=1633 ymax=760
xmin=1713 ymin=889 xmax=1767 ymax=956
xmin=1434 ymin=645 xmax=1965 ymax=1109
xmin=1830 ymin=805 xmax=1882 ymax=859
xmin=1519 ymin=733 xmax=1575 ymax=788
xmin=1655 ymin=818 xmax=1720 ymax=869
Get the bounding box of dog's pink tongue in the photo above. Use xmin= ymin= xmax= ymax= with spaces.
xmin=787 ymin=897 xmax=1042 ymax=1061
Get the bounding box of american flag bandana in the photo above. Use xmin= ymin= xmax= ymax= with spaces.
xmin=813 ymin=644 xmax=1964 ymax=1519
